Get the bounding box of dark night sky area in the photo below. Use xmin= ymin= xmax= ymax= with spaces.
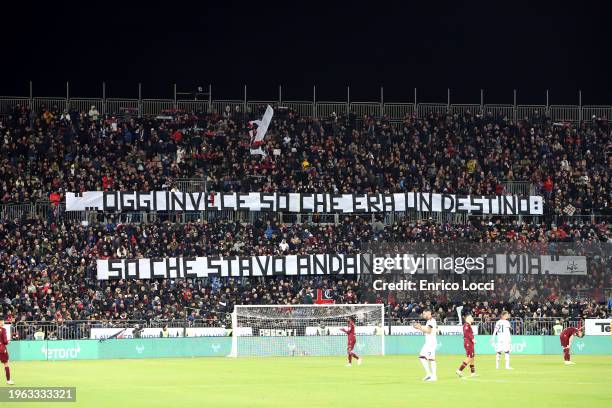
xmin=1 ymin=1 xmax=611 ymax=105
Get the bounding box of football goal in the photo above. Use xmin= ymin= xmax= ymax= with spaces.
xmin=229 ymin=304 xmax=385 ymax=357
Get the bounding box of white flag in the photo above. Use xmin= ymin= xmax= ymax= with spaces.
xmin=250 ymin=105 xmax=274 ymax=145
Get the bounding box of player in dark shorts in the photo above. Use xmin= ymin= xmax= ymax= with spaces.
xmin=0 ymin=315 xmax=14 ymax=385
xmin=456 ymin=314 xmax=477 ymax=377
xmin=560 ymin=326 xmax=584 ymax=365
xmin=340 ymin=316 xmax=361 ymax=366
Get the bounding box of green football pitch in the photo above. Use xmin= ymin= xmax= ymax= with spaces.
xmin=2 ymin=355 xmax=611 ymax=408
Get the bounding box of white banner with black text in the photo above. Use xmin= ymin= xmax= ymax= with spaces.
xmin=90 ymin=327 xmax=230 ymax=339
xmin=584 ymin=319 xmax=611 ymax=336
xmin=96 ymin=254 xmax=586 ymax=280
xmin=66 ymin=191 xmax=543 ymax=215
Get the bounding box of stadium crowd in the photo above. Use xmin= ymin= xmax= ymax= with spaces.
xmin=0 ymin=216 xmax=609 ymax=333
xmin=1 ymin=103 xmax=610 ymax=218
xmin=0 ymin=103 xmax=610 ymax=339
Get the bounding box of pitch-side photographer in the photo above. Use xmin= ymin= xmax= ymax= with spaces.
xmin=133 ymin=324 xmax=144 ymax=339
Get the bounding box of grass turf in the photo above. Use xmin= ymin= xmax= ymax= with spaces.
xmin=2 ymin=355 xmax=611 ymax=408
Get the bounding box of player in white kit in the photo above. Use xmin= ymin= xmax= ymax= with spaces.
xmin=413 ymin=309 xmax=438 ymax=381
xmin=490 ymin=311 xmax=513 ymax=369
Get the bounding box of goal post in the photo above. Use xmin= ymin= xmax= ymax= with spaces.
xmin=229 ymin=304 xmax=385 ymax=357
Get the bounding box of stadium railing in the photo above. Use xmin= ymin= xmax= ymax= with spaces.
xmin=0 ymin=202 xmax=38 ymax=221
xmin=2 ymin=93 xmax=611 ymax=124
xmin=11 ymin=319 xmax=228 ymax=341
xmin=315 ymin=102 xmax=350 ymax=118
xmin=176 ymin=99 xmax=210 ymax=114
xmin=31 ymin=97 xmax=68 ymax=113
xmin=522 ymin=318 xmax=584 ymax=335
xmin=1 ymin=199 xmax=609 ymax=225
xmin=383 ymin=211 xmax=471 ymax=225
xmin=68 ymin=98 xmax=103 ymax=114
xmin=210 ymin=100 xmax=243 ymax=118
xmin=0 ymin=201 xmax=68 ymax=222
xmin=448 ymin=103 xmax=482 ymax=117
xmin=11 ymin=317 xmax=588 ymax=341
xmin=384 ymin=103 xmax=416 ymax=120
xmin=0 ymin=96 xmax=30 ymax=116
xmin=478 ymin=318 xmax=583 ymax=336
xmin=11 ymin=320 xmax=104 ymax=341
xmin=175 ymin=179 xmax=208 ymax=193
xmin=104 ymin=98 xmax=140 ymax=117
xmin=499 ymin=181 xmax=534 ymax=196
xmin=549 ymin=105 xmax=581 ymax=123
xmin=484 ymin=104 xmax=516 ymax=121
xmin=141 ymin=99 xmax=175 ymax=116
xmin=516 ymin=105 xmax=548 ymax=121
xmin=417 ymin=103 xmax=449 ymax=118
xmin=389 ymin=317 xmax=586 ymax=336
xmin=246 ymin=101 xmax=278 ymax=116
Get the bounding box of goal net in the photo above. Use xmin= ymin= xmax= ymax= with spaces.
xmin=229 ymin=304 xmax=385 ymax=357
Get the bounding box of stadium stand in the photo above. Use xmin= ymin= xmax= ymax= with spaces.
xmin=0 ymin=97 xmax=610 ymax=340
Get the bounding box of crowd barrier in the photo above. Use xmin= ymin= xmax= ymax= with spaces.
xmin=2 ymin=94 xmax=611 ymax=124
xmin=8 ymin=337 xmax=231 ymax=361
xmin=7 ymin=335 xmax=611 ymax=361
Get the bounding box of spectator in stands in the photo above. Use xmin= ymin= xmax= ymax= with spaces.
xmin=88 ymin=105 xmax=100 ymax=120
xmin=543 ymin=176 xmax=554 ymax=199
xmin=133 ymin=324 xmax=143 ymax=339
xmin=279 ymin=239 xmax=289 ymax=253
xmin=49 ymin=191 xmax=61 ymax=207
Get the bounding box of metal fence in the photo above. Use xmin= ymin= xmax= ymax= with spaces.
xmin=465 ymin=318 xmax=582 ymax=336
xmin=477 ymin=318 xmax=583 ymax=336
xmin=1 ymin=200 xmax=609 ymax=226
xmin=175 ymin=178 xmax=207 ymax=192
xmin=0 ymin=201 xmax=64 ymax=221
xmin=500 ymin=181 xmax=535 ymax=196
xmin=315 ymin=102 xmax=349 ymax=118
xmin=516 ymin=105 xmax=548 ymax=121
xmin=280 ymin=101 xmax=313 ymax=118
xmin=418 ymin=103 xmax=449 ymax=118
xmin=10 ymin=319 xmax=224 ymax=341
xmin=105 ymin=98 xmax=139 ymax=117
xmin=449 ymin=104 xmax=481 ymax=117
xmin=68 ymin=98 xmax=103 ymax=113
xmin=378 ymin=211 xmax=470 ymax=225
xmin=385 ymin=103 xmax=416 ymax=120
xmin=142 ymin=99 xmax=175 ymax=116
xmin=524 ymin=318 xmax=584 ymax=336
xmin=210 ymin=100 xmax=243 ymax=117
xmin=1 ymin=90 xmax=612 ymax=123
xmin=484 ymin=104 xmax=515 ymax=121
xmin=177 ymin=100 xmax=209 ymax=113
xmin=31 ymin=97 xmax=68 ymax=113
xmin=0 ymin=97 xmax=29 ymax=116
xmin=10 ymin=317 xmax=587 ymax=340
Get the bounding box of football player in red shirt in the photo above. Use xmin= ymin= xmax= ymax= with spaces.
xmin=0 ymin=315 xmax=14 ymax=385
xmin=560 ymin=326 xmax=584 ymax=365
xmin=340 ymin=316 xmax=361 ymax=367
xmin=456 ymin=314 xmax=477 ymax=377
